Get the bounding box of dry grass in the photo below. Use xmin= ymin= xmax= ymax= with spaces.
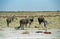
xmin=0 ymin=12 xmax=60 ymax=30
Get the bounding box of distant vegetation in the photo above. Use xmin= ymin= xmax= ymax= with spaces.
xmin=0 ymin=11 xmax=60 ymax=13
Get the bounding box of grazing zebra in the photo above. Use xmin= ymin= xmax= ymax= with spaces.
xmin=16 ymin=16 xmax=34 ymax=30
xmin=38 ymin=16 xmax=48 ymax=31
xmin=38 ymin=16 xmax=45 ymax=24
xmin=6 ymin=15 xmax=17 ymax=27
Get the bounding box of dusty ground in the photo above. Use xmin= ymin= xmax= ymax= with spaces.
xmin=0 ymin=28 xmax=60 ymax=39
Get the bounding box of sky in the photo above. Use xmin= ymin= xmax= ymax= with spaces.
xmin=0 ymin=0 xmax=60 ymax=11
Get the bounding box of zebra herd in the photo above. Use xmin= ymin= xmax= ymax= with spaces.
xmin=6 ymin=15 xmax=48 ymax=31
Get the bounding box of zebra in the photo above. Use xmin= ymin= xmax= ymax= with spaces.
xmin=38 ymin=16 xmax=48 ymax=32
xmin=15 ymin=16 xmax=34 ymax=30
xmin=6 ymin=15 xmax=17 ymax=27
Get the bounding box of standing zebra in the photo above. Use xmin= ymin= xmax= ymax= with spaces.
xmin=16 ymin=16 xmax=34 ymax=30
xmin=38 ymin=16 xmax=48 ymax=32
xmin=6 ymin=15 xmax=17 ymax=27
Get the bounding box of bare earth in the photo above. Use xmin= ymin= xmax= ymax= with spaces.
xmin=0 ymin=28 xmax=60 ymax=39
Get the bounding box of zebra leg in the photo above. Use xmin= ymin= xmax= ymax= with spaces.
xmin=44 ymin=21 xmax=48 ymax=32
xmin=44 ymin=25 xmax=47 ymax=32
xmin=7 ymin=22 xmax=9 ymax=27
xmin=21 ymin=24 xmax=24 ymax=30
xmin=29 ymin=23 xmax=31 ymax=28
xmin=25 ymin=24 xmax=27 ymax=28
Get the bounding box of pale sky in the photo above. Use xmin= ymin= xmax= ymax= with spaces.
xmin=0 ymin=0 xmax=60 ymax=11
